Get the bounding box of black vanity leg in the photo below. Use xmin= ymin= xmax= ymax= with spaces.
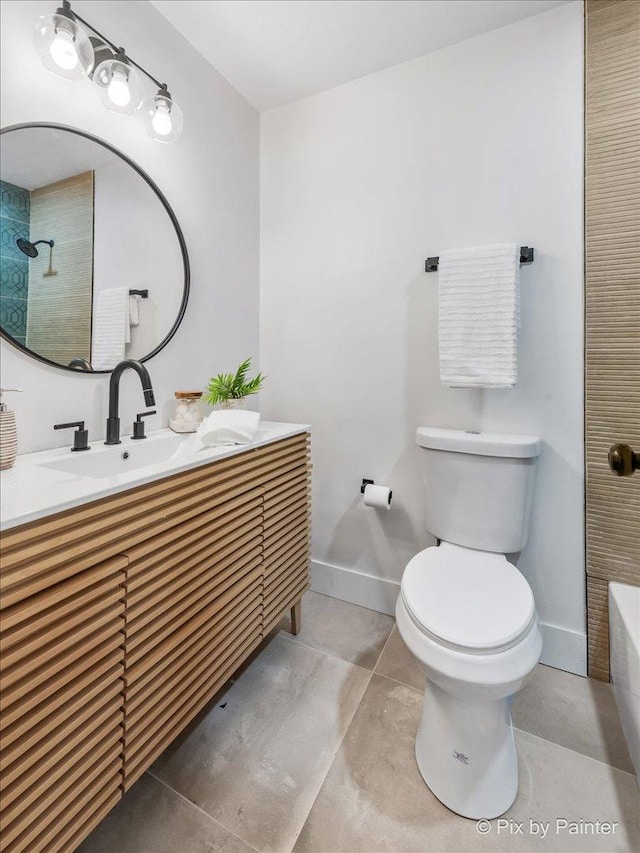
xmin=290 ymin=599 xmax=302 ymax=635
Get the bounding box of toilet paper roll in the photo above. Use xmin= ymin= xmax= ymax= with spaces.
xmin=363 ymin=483 xmax=393 ymax=510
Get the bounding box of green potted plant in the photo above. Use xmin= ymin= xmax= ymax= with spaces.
xmin=205 ymin=357 xmax=265 ymax=409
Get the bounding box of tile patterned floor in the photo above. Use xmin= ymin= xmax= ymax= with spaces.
xmin=80 ymin=591 xmax=640 ymax=853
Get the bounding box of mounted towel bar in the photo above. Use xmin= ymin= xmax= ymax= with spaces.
xmin=425 ymin=246 xmax=534 ymax=273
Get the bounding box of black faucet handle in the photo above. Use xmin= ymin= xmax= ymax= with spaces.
xmin=54 ymin=421 xmax=90 ymax=451
xmin=132 ymin=410 xmax=156 ymax=440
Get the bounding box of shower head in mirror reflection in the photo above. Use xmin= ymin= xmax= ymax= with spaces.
xmin=16 ymin=238 xmax=54 ymax=259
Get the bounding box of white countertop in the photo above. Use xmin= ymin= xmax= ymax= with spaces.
xmin=0 ymin=421 xmax=310 ymax=531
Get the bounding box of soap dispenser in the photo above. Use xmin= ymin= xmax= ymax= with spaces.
xmin=0 ymin=388 xmax=22 ymax=470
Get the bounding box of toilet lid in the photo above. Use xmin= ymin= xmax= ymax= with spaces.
xmin=401 ymin=543 xmax=536 ymax=652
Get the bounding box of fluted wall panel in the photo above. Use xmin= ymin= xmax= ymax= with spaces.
xmin=585 ymin=0 xmax=640 ymax=680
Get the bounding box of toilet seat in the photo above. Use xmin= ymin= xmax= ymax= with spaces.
xmin=401 ymin=542 xmax=536 ymax=654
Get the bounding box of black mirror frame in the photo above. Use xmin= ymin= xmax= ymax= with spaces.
xmin=0 ymin=122 xmax=190 ymax=374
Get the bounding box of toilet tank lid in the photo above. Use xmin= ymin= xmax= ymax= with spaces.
xmin=416 ymin=427 xmax=542 ymax=459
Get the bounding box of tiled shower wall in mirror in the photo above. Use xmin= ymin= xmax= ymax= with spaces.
xmin=0 ymin=180 xmax=30 ymax=345
xmin=0 ymin=171 xmax=94 ymax=364
xmin=26 ymin=171 xmax=94 ymax=365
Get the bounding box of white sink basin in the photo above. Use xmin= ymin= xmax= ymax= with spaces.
xmin=40 ymin=435 xmax=186 ymax=480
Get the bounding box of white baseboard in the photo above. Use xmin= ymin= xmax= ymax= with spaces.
xmin=539 ymin=622 xmax=587 ymax=676
xmin=311 ymin=559 xmax=588 ymax=676
xmin=310 ymin=559 xmax=400 ymax=616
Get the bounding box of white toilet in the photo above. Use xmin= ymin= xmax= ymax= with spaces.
xmin=396 ymin=426 xmax=543 ymax=820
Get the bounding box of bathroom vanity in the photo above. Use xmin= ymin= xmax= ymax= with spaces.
xmin=0 ymin=424 xmax=311 ymax=853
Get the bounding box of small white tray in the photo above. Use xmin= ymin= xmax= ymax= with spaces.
xmin=169 ymin=418 xmax=201 ymax=434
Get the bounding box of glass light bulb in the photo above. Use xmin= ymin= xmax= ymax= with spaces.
xmin=107 ymin=68 xmax=131 ymax=107
xmin=50 ymin=28 xmax=78 ymax=71
xmin=151 ymin=102 xmax=172 ymax=136
xmin=34 ymin=12 xmax=94 ymax=80
xmin=144 ymin=89 xmax=183 ymax=142
xmin=94 ymin=56 xmax=142 ymax=115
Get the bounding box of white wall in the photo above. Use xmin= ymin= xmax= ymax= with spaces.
xmin=261 ymin=3 xmax=585 ymax=672
xmin=1 ymin=0 xmax=259 ymax=447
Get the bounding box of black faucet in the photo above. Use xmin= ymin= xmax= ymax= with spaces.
xmin=105 ymin=360 xmax=156 ymax=445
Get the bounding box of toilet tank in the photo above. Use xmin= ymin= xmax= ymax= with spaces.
xmin=417 ymin=427 xmax=542 ymax=554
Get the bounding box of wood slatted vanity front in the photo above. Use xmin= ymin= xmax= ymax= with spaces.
xmin=0 ymin=432 xmax=311 ymax=852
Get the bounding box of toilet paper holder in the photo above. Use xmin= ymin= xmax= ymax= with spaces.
xmin=361 ymin=479 xmax=393 ymax=509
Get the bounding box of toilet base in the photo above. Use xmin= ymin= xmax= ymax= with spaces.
xmin=415 ymin=679 xmax=518 ymax=820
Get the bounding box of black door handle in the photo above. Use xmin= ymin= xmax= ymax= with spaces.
xmin=608 ymin=444 xmax=639 ymax=477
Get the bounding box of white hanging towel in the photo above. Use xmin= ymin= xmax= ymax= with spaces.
xmin=438 ymin=243 xmax=520 ymax=388
xmin=92 ymin=288 xmax=129 ymax=370
xmin=128 ymin=294 xmax=141 ymax=327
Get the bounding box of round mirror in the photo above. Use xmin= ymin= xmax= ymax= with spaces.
xmin=0 ymin=123 xmax=189 ymax=372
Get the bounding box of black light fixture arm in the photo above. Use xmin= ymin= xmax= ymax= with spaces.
xmin=64 ymin=0 xmax=166 ymax=90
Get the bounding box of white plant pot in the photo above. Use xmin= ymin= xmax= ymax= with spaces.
xmin=220 ymin=397 xmax=247 ymax=410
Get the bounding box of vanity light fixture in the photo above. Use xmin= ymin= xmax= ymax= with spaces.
xmin=33 ymin=1 xmax=183 ymax=142
xmin=33 ymin=1 xmax=94 ymax=80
